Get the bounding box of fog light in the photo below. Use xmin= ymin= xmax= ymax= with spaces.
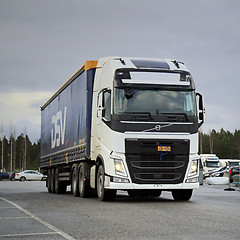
xmin=186 ymin=177 xmax=199 ymax=183
xmin=112 ymin=177 xmax=130 ymax=183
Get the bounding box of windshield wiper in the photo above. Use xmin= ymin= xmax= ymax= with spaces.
xmin=124 ymin=112 xmax=153 ymax=120
xmin=160 ymin=112 xmax=189 ymax=121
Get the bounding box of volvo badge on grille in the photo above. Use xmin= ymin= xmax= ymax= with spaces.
xmin=142 ymin=123 xmax=173 ymax=132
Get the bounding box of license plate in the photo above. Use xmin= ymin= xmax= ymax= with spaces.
xmin=157 ymin=146 xmax=171 ymax=152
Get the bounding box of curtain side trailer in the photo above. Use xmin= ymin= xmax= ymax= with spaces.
xmin=40 ymin=57 xmax=205 ymax=201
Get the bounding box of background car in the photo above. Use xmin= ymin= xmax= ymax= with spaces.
xmin=210 ymin=166 xmax=229 ymax=177
xmin=229 ymin=166 xmax=240 ymax=183
xmin=9 ymin=172 xmax=16 ymax=181
xmin=15 ymin=170 xmax=47 ymax=182
xmin=203 ymin=166 xmax=228 ymax=179
xmin=0 ymin=172 xmax=10 ymax=181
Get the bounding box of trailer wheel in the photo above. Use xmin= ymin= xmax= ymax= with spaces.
xmin=54 ymin=167 xmax=67 ymax=194
xmin=79 ymin=162 xmax=92 ymax=198
xmin=47 ymin=169 xmax=52 ymax=193
xmin=172 ymin=189 xmax=193 ymax=201
xmin=72 ymin=164 xmax=79 ymax=197
xmin=51 ymin=168 xmax=55 ymax=193
xmin=97 ymin=165 xmax=116 ymax=201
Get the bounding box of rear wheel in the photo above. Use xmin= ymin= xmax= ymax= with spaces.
xmin=79 ymin=162 xmax=92 ymax=198
xmin=172 ymin=189 xmax=193 ymax=201
xmin=72 ymin=164 xmax=79 ymax=197
xmin=20 ymin=176 xmax=26 ymax=182
xmin=97 ymin=165 xmax=116 ymax=201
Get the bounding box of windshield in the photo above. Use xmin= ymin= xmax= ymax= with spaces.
xmin=114 ymin=88 xmax=197 ymax=117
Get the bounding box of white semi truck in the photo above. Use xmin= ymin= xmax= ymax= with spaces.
xmin=200 ymin=154 xmax=221 ymax=173
xmin=40 ymin=57 xmax=205 ymax=201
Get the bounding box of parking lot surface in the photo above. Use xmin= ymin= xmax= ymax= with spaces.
xmin=0 ymin=181 xmax=240 ymax=240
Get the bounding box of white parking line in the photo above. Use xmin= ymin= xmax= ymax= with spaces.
xmin=0 ymin=232 xmax=59 ymax=238
xmin=0 ymin=216 xmax=31 ymax=220
xmin=0 ymin=197 xmax=76 ymax=240
xmin=0 ymin=207 xmax=15 ymax=209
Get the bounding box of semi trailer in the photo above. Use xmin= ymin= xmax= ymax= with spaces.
xmin=40 ymin=57 xmax=205 ymax=201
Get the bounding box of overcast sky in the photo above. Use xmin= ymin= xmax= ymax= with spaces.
xmin=0 ymin=0 xmax=240 ymax=141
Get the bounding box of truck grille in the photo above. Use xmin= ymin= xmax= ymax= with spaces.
xmin=125 ymin=139 xmax=189 ymax=184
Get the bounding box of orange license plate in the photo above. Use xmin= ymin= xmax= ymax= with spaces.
xmin=157 ymin=146 xmax=171 ymax=152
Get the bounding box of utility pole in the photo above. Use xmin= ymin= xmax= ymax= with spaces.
xmin=24 ymin=126 xmax=27 ymax=170
xmin=210 ymin=130 xmax=214 ymax=154
xmin=10 ymin=124 xmax=13 ymax=172
xmin=0 ymin=124 xmax=3 ymax=171
xmin=199 ymin=131 xmax=203 ymax=154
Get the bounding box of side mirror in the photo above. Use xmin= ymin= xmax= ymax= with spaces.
xmin=196 ymin=93 xmax=205 ymax=127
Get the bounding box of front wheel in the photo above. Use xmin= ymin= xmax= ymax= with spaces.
xmin=20 ymin=176 xmax=26 ymax=182
xmin=172 ymin=189 xmax=193 ymax=201
xmin=97 ymin=165 xmax=116 ymax=201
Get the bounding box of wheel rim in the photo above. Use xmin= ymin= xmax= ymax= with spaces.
xmin=79 ymin=169 xmax=84 ymax=194
xmin=72 ymin=172 xmax=77 ymax=193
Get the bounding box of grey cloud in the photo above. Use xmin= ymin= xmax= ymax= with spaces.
xmin=1 ymin=0 xmax=240 ymax=140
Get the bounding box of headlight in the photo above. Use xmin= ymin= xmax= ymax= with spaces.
xmin=114 ymin=159 xmax=127 ymax=177
xmin=188 ymin=160 xmax=198 ymax=177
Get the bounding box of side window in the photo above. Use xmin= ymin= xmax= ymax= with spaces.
xmin=102 ymin=91 xmax=111 ymax=121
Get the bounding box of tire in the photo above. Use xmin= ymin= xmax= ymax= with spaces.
xmin=20 ymin=176 xmax=26 ymax=182
xmin=79 ymin=162 xmax=92 ymax=198
xmin=97 ymin=165 xmax=116 ymax=201
xmin=47 ymin=169 xmax=52 ymax=193
xmin=172 ymin=189 xmax=193 ymax=201
xmin=72 ymin=164 xmax=79 ymax=197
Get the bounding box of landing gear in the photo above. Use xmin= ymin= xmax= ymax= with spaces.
xmin=55 ymin=167 xmax=67 ymax=194
xmin=47 ymin=169 xmax=52 ymax=193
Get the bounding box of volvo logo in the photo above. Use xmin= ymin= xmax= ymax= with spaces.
xmin=142 ymin=123 xmax=174 ymax=132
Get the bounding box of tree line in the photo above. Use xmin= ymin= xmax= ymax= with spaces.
xmin=0 ymin=133 xmax=40 ymax=172
xmin=1 ymin=128 xmax=240 ymax=172
xmin=199 ymin=128 xmax=240 ymax=159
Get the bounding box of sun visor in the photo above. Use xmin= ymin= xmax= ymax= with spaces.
xmin=121 ymin=72 xmax=190 ymax=86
